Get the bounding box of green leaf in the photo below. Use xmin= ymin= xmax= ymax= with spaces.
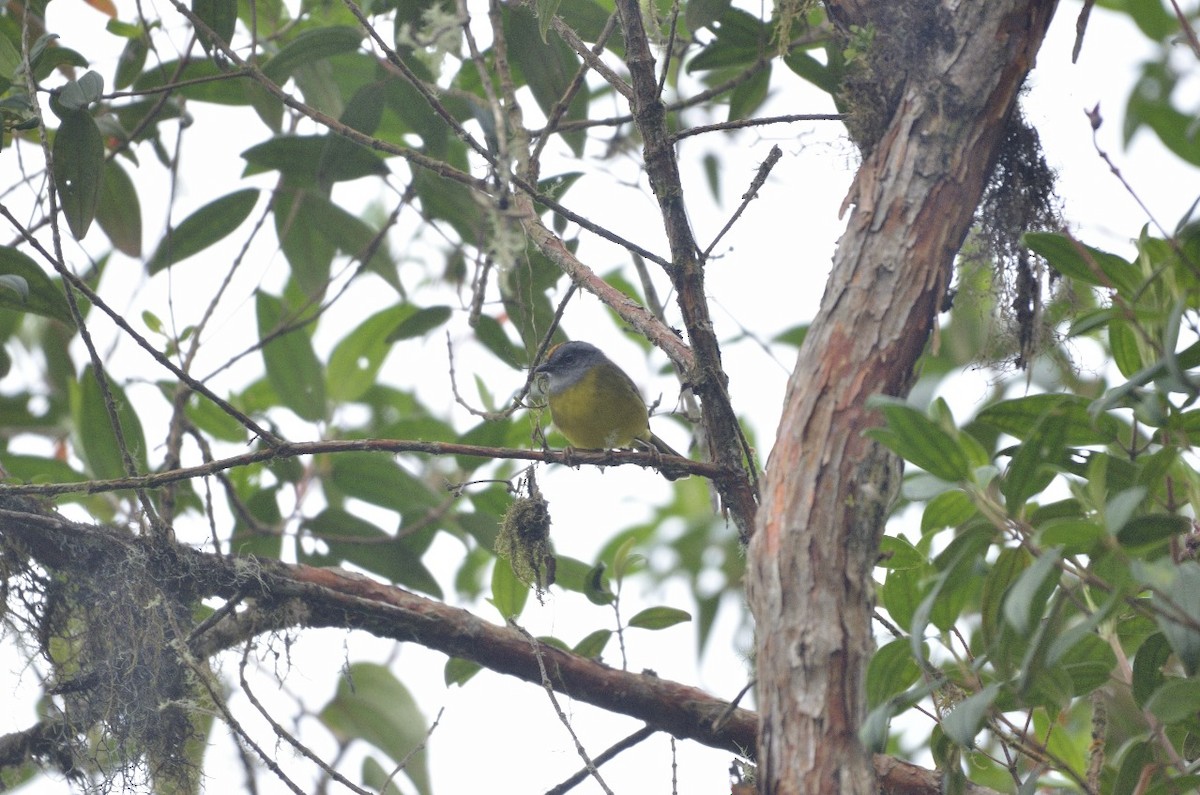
xmin=327 ymin=304 xmax=410 ymax=403
xmin=687 ymin=8 xmax=768 ymax=71
xmin=926 ymin=527 xmax=991 ymax=632
xmin=56 ymin=71 xmax=105 ymax=111
xmin=490 ymin=554 xmax=528 ymax=619
xmin=572 ymin=629 xmax=611 ymax=659
xmin=980 ymin=547 xmax=1028 ymax=654
xmin=320 ymin=663 xmax=431 ymax=795
xmin=362 ymin=756 xmax=408 ymax=795
xmin=1105 ymin=486 xmax=1147 ymax=534
xmin=147 ymin=189 xmax=259 ymax=274
xmin=1001 ymin=407 xmax=1067 ymax=513
xmin=301 ymin=508 xmax=442 ymax=597
xmin=274 ymin=187 xmax=334 ymax=296
xmin=1108 ymin=319 xmax=1143 ymax=377
xmin=1145 ymin=678 xmax=1200 ymax=724
xmin=0 ymin=247 xmax=74 ymax=325
xmin=1131 ymin=632 xmax=1171 ymax=707
xmin=75 ymin=364 xmax=149 ymax=481
xmin=183 ymin=390 xmax=247 ymax=443
xmin=942 ymin=683 xmax=1000 ymax=747
xmin=1118 ymin=514 xmax=1190 ymax=548
xmin=1023 ymin=231 xmax=1141 ymax=295
xmin=114 ymin=34 xmax=148 ymax=90
xmin=535 ymin=0 xmax=562 ymax=42
xmin=444 ymin=657 xmax=482 ymax=687
xmin=503 ymin=5 xmax=588 ymax=155
xmin=783 ymin=49 xmax=839 ymax=94
xmin=412 ymin=167 xmax=484 ymax=242
xmin=2 ymin=453 xmax=87 ymax=487
xmin=1150 ymin=562 xmax=1200 ymax=676
xmin=1003 ymin=548 xmax=1060 ymax=635
xmin=686 ymin=0 xmax=733 ymax=32
xmin=242 ymin=135 xmax=387 ymax=185
xmin=193 ymin=0 xmax=236 ymax=48
xmin=256 ymin=291 xmax=326 ymax=422
xmin=474 ymin=314 xmax=525 ymax=368
xmin=230 ymin=486 xmax=284 ymax=558
xmin=262 ymin=27 xmax=363 ymax=86
xmin=1053 ymin=632 xmax=1117 ymax=697
xmin=52 ymin=109 xmax=105 ymax=240
xmin=626 ymin=606 xmax=691 ymax=630
xmin=385 ymin=306 xmax=452 ymax=342
xmin=1112 ymin=740 xmax=1152 ymax=795
xmin=95 ymin=158 xmax=143 ymax=256
xmin=728 ymin=61 xmax=771 ymax=121
xmin=328 ymin=452 xmax=440 ymax=513
xmin=0 ymin=31 xmax=20 ymax=93
xmin=1037 ymin=518 xmax=1104 ymax=555
xmin=877 ymin=534 xmax=923 ymax=570
xmin=881 ymin=567 xmax=921 ymax=631
xmin=1104 ymin=0 xmax=1176 ymax=40
xmin=920 ymin=489 xmax=976 ymax=534
xmin=866 ymin=637 xmax=921 ymax=709
xmin=1126 ymin=62 xmax=1200 ymax=166
xmin=133 ymin=58 xmax=255 ymax=105
xmin=32 ymin=46 xmax=89 ymax=84
xmin=866 ymin=398 xmax=969 ymax=482
xmin=977 ymin=393 xmax=1120 ymax=446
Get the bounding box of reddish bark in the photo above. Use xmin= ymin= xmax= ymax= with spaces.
xmin=746 ymin=1 xmax=1059 ymax=792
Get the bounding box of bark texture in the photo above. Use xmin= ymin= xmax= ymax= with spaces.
xmin=746 ymin=1 xmax=1059 ymax=792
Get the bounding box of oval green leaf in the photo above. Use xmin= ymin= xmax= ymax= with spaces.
xmin=147 ymin=188 xmax=259 ymax=274
xmin=328 ymin=451 xmax=440 ymax=513
xmin=327 ymin=304 xmax=410 ymax=403
xmin=626 ymin=606 xmax=691 ymax=630
xmin=866 ymin=399 xmax=969 ymax=482
xmin=319 ymin=663 xmax=431 ymax=795
xmin=0 ymin=247 xmax=73 ymax=325
xmin=75 ymin=364 xmax=149 ymax=481
xmin=262 ymin=26 xmax=363 ymax=86
xmin=52 ymin=109 xmax=104 ymax=240
xmin=941 ymin=683 xmax=1000 ymax=748
xmin=95 ymin=159 xmax=143 ymax=256
xmin=242 ymin=135 xmax=387 ymax=184
xmin=490 ymin=555 xmax=528 ymax=620
xmin=385 ymin=305 xmax=452 ymax=342
xmin=255 ymin=290 xmax=326 ymax=422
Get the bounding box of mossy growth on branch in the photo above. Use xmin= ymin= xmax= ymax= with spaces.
xmin=3 ymin=530 xmax=206 ymax=793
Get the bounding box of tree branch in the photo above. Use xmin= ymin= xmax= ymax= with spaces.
xmin=0 ymin=499 xmax=1004 ymax=794
xmin=612 ymin=0 xmax=760 ymax=537
xmin=0 ymin=438 xmax=720 ymax=498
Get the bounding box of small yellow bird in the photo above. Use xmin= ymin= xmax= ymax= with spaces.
xmin=532 ymin=341 xmax=685 ymax=478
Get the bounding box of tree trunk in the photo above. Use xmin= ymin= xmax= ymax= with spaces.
xmin=746 ymin=1 xmax=1059 ymax=792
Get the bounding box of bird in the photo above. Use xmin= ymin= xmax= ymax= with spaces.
xmin=532 ymin=340 xmax=686 ymax=478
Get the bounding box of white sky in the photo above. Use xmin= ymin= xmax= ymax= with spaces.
xmin=1 ymin=1 xmax=1198 ymax=794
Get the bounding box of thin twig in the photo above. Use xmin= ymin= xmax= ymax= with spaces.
xmin=673 ymin=113 xmax=843 ymax=142
xmin=514 ymin=622 xmax=614 ymax=795
xmin=0 ymin=436 xmax=721 ymax=498
xmin=381 ymin=707 xmax=444 ymax=794
xmin=18 ymin=31 xmax=166 ymax=536
xmin=238 ymin=647 xmax=374 ymax=795
xmin=0 ymin=204 xmax=284 ymax=446
xmin=544 ymin=726 xmax=656 ymax=795
xmin=702 ymin=144 xmax=782 ymax=260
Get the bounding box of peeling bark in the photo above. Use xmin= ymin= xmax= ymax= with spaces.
xmin=746 ymin=1 xmax=1059 ymax=792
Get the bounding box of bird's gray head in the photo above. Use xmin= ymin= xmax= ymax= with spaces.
xmin=532 ymin=341 xmax=607 ymax=395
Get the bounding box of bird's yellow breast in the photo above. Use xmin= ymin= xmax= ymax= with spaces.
xmin=547 ymin=364 xmax=650 ymax=449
